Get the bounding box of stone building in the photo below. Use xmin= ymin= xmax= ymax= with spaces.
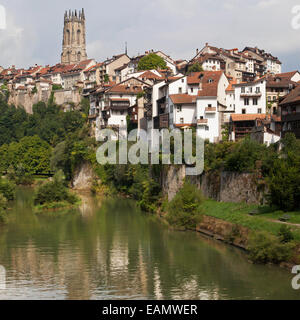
xmin=61 ymin=9 xmax=88 ymax=65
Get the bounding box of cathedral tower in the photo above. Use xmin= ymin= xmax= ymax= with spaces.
xmin=61 ymin=9 xmax=87 ymax=65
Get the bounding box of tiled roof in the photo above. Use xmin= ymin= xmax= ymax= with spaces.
xmin=139 ymin=70 xmax=163 ymax=80
xmin=231 ymin=114 xmax=266 ymax=122
xmin=106 ymin=84 xmax=144 ymax=94
xmin=169 ymin=94 xmax=196 ymax=104
xmin=280 ymin=85 xmax=300 ymax=105
xmin=226 ymin=79 xmax=237 ymax=92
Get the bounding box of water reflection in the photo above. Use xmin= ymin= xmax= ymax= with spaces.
xmin=0 ymin=188 xmax=299 ymax=300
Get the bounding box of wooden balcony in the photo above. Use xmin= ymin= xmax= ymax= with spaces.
xmin=197 ymin=119 xmax=208 ymax=125
xmin=240 ymin=92 xmax=262 ymax=97
xmin=205 ymin=107 xmax=216 ymax=113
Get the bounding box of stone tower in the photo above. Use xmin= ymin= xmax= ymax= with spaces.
xmin=61 ymin=9 xmax=87 ymax=65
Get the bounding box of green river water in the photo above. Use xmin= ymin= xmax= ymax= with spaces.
xmin=0 ymin=188 xmax=299 ymax=300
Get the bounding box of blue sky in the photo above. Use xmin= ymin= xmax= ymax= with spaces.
xmin=0 ymin=0 xmax=299 ymax=72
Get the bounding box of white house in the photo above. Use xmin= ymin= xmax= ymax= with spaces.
xmin=233 ymin=78 xmax=267 ymax=115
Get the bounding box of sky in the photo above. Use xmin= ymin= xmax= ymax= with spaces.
xmin=0 ymin=0 xmax=299 ymax=72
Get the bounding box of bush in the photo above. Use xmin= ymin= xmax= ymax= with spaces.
xmin=278 ymin=225 xmax=294 ymax=243
xmin=34 ymin=170 xmax=78 ymax=206
xmin=248 ymin=231 xmax=295 ymax=264
xmin=166 ymin=182 xmax=203 ymax=229
xmin=0 ymin=178 xmax=16 ymax=201
xmin=0 ymin=194 xmax=8 ymax=223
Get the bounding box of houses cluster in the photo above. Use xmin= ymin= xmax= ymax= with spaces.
xmin=1 ymin=43 xmax=300 ymax=143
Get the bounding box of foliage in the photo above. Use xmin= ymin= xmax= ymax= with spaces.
xmin=278 ymin=225 xmax=294 ymax=243
xmin=34 ymin=170 xmax=78 ymax=206
xmin=0 ymin=194 xmax=8 ymax=223
xmin=104 ymin=74 xmax=109 ymax=83
xmin=95 ymin=163 xmax=161 ymax=213
xmin=7 ymin=164 xmax=34 ymax=185
xmin=0 ymin=135 xmax=51 ymax=175
xmin=267 ymin=133 xmax=300 ymax=211
xmin=0 ymin=99 xmax=85 ymax=146
xmin=187 ymin=62 xmax=203 ymax=74
xmin=137 ymin=53 xmax=167 ymax=71
xmin=0 ymin=178 xmax=16 ymax=201
xmin=52 ymin=84 xmax=63 ymax=91
xmin=165 ymin=182 xmax=203 ymax=229
xmin=224 ymin=137 xmax=268 ymax=173
xmin=248 ymin=231 xmax=295 ymax=264
xmin=32 ymin=86 xmax=38 ymax=94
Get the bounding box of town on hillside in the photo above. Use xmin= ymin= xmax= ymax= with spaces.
xmin=0 ymin=8 xmax=299 ymax=145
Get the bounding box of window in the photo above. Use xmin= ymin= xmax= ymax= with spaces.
xmin=178 ymin=87 xmax=182 ymax=93
xmin=249 ymin=87 xmax=252 ymax=93
xmin=242 ymin=109 xmax=246 ymax=114
xmin=170 ymin=105 xmax=173 ymax=113
xmin=258 ymin=108 xmax=262 ymax=114
xmin=208 ymin=104 xmax=212 ymax=108
xmin=205 ymin=126 xmax=209 ymax=131
xmin=180 ymin=118 xmax=184 ymax=124
xmin=241 ymin=87 xmax=245 ymax=93
xmin=181 ymin=79 xmax=184 ymax=83
xmin=191 ymin=88 xmax=194 ymax=93
xmin=273 ymin=107 xmax=277 ymax=115
xmin=268 ymin=96 xmax=271 ymax=102
xmin=256 ymin=87 xmax=260 ymax=93
xmin=178 ymin=105 xmax=182 ymax=112
xmin=244 ymin=98 xmax=249 ymax=105
xmin=273 ymin=96 xmax=276 ymax=101
xmin=253 ymin=98 xmax=258 ymax=105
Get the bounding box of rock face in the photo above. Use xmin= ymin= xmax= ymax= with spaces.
xmin=72 ymin=162 xmax=94 ymax=190
xmin=161 ymin=165 xmax=186 ymax=201
xmin=161 ymin=165 xmax=266 ymax=204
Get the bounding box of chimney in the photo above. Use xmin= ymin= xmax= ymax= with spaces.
xmin=196 ymin=48 xmax=199 ymax=55
xmin=205 ymin=43 xmax=208 ymax=47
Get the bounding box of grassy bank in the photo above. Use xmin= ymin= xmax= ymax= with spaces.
xmin=201 ymin=200 xmax=300 ymax=241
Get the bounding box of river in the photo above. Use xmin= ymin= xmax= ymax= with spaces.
xmin=0 ymin=187 xmax=299 ymax=300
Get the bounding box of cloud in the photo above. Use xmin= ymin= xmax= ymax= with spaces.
xmin=0 ymin=0 xmax=298 ymax=72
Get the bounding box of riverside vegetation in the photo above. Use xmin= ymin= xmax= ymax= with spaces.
xmin=0 ymin=90 xmax=300 ymax=265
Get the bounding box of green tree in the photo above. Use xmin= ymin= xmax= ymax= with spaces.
xmin=137 ymin=53 xmax=167 ymax=71
xmin=187 ymin=62 xmax=203 ymax=74
xmin=166 ymin=182 xmax=203 ymax=229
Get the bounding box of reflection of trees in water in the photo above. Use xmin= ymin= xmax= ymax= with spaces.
xmin=0 ymin=190 xmax=297 ymax=300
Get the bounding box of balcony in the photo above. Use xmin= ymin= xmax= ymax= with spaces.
xmin=205 ymin=107 xmax=216 ymax=113
xmin=282 ymin=112 xmax=300 ymax=122
xmin=240 ymin=92 xmax=262 ymax=97
xmin=197 ymin=119 xmax=208 ymax=125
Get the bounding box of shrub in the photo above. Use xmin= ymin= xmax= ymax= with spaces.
xmin=0 ymin=194 xmax=8 ymax=223
xmin=248 ymin=231 xmax=295 ymax=264
xmin=0 ymin=178 xmax=16 ymax=201
xmin=34 ymin=170 xmax=78 ymax=206
xmin=166 ymin=182 xmax=203 ymax=229
xmin=278 ymin=225 xmax=294 ymax=243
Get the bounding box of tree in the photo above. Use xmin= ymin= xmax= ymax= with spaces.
xmin=187 ymin=62 xmax=203 ymax=74
xmin=137 ymin=53 xmax=167 ymax=71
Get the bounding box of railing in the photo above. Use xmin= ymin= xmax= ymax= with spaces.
xmin=240 ymin=92 xmax=262 ymax=97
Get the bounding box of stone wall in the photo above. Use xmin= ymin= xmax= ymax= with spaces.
xmin=162 ymin=165 xmax=266 ymax=204
xmin=8 ymin=89 xmax=81 ymax=113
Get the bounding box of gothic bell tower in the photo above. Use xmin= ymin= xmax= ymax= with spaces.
xmin=61 ymin=9 xmax=88 ymax=65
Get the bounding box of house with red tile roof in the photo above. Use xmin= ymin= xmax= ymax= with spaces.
xmin=89 ymin=77 xmax=151 ymax=140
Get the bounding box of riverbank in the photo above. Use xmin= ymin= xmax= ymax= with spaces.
xmin=158 ymin=198 xmax=300 ymax=269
